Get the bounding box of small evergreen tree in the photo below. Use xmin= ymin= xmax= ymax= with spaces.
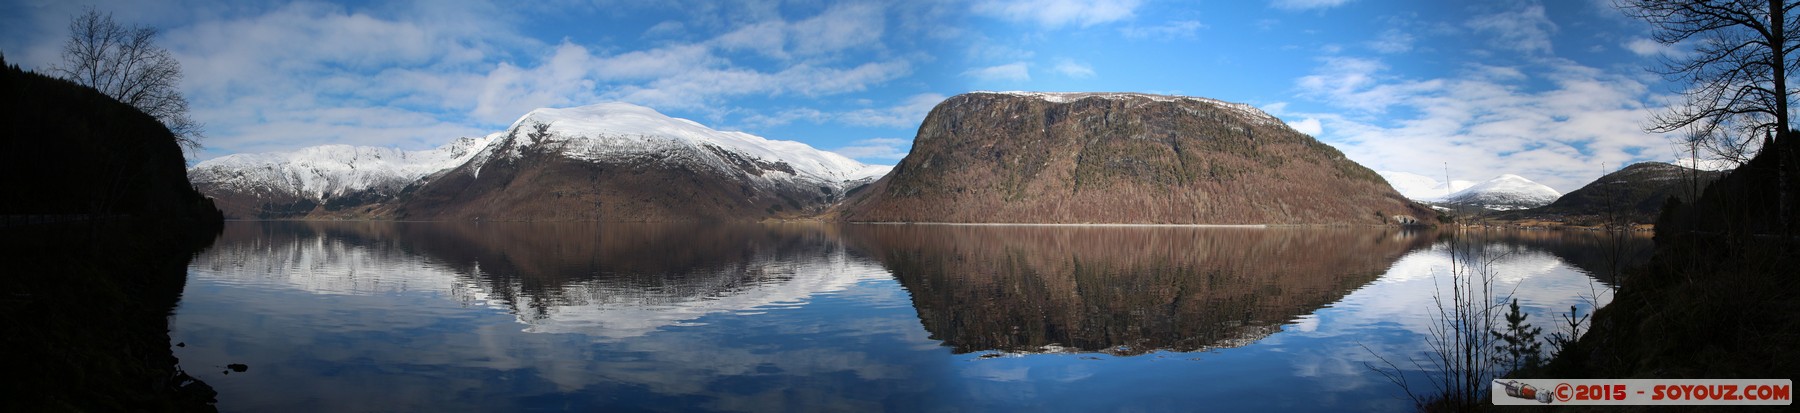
xmin=1491 ymin=298 xmax=1543 ymax=372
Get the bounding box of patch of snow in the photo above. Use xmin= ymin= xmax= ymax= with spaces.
xmin=971 ymin=91 xmax=1283 ymax=127
xmin=1441 ymin=174 xmax=1562 ymax=210
xmin=190 ymin=135 xmax=495 ymax=200
xmin=1671 ymin=156 xmax=1738 ymax=171
xmin=488 ymin=102 xmax=888 ymax=191
xmin=190 ymin=102 xmax=895 ymax=202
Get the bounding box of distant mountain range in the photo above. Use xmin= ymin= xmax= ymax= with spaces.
xmin=190 ymin=103 xmax=886 ymax=220
xmin=1378 ymin=171 xmax=1562 ymax=211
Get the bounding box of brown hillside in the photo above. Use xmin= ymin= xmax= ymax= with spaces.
xmin=838 ymin=92 xmax=1431 ymax=224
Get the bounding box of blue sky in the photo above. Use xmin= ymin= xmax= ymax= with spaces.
xmin=1 ymin=0 xmax=1701 ymax=192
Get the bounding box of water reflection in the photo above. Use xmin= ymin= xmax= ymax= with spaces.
xmin=191 ymin=222 xmax=886 ymax=338
xmin=845 ymin=225 xmax=1436 ymax=355
xmin=175 ymin=222 xmax=1651 ymax=412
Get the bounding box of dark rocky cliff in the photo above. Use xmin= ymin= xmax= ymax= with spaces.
xmin=838 ymin=92 xmax=1432 ymax=224
xmin=2 ymin=55 xmax=221 ymax=411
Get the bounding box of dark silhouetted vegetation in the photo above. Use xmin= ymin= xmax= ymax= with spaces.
xmin=1494 ymin=161 xmax=1725 ymax=225
xmin=2 ymin=53 xmax=221 ymax=225
xmin=3 ymin=51 xmax=224 ymax=410
xmin=51 ymin=8 xmax=202 ymax=150
xmin=1525 ymin=131 xmax=1799 ymax=405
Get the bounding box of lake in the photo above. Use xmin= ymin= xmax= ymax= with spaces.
xmin=171 ymin=222 xmax=1648 ymax=412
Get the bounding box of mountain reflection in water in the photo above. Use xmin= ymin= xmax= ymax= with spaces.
xmin=846 ymin=225 xmax=1434 ymax=355
xmin=191 ymin=222 xmax=886 ymax=338
xmin=175 ymin=222 xmax=1650 ymax=412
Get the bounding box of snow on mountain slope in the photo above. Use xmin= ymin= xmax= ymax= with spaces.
xmin=189 ymin=136 xmax=495 ymax=201
xmin=475 ymin=102 xmax=887 ymax=189
xmin=1377 ymin=170 xmax=1475 ymax=202
xmin=1440 ymin=174 xmax=1562 ymax=210
xmin=190 ymin=102 xmax=892 ymax=220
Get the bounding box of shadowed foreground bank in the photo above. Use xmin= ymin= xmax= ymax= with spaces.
xmin=4 ymin=223 xmax=222 ymax=411
xmin=1522 ymin=133 xmax=1799 ymax=410
xmin=2 ymin=54 xmax=226 ymax=411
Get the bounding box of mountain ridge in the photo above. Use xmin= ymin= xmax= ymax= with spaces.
xmin=189 ymin=102 xmax=887 ymax=220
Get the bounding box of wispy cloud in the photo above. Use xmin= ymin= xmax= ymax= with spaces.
xmin=1623 ymin=37 xmax=1682 ymax=57
xmin=1119 ymin=20 xmax=1205 ymax=40
xmin=1287 ymin=118 xmax=1323 ymax=136
xmin=972 ymin=0 xmax=1142 ymax=28
xmin=1367 ymin=29 xmax=1414 ymax=54
xmin=841 ymin=93 xmax=948 ymax=128
xmin=1052 ymin=59 xmax=1096 ymax=78
xmin=1271 ymin=0 xmax=1354 ymax=11
xmin=964 ymin=62 xmax=1032 ymax=82
xmin=1466 ymin=3 xmax=1558 ymax=55
xmin=1 ymin=0 xmax=942 ymax=160
xmin=832 ymin=137 xmax=913 ymax=161
xmin=740 ymin=93 xmax=946 ymax=129
xmin=1294 ymin=57 xmax=1665 ymax=192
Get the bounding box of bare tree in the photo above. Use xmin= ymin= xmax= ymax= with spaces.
xmin=51 ymin=8 xmax=202 ymax=151
xmin=1619 ymin=0 xmax=1798 ymax=161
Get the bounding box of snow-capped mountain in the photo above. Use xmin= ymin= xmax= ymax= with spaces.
xmin=189 ymin=102 xmax=890 ymax=220
xmin=466 ymin=103 xmax=888 ymax=192
xmin=1377 ymin=170 xmax=1475 ymax=202
xmin=190 ymin=136 xmax=494 ymax=201
xmin=393 ymin=102 xmax=890 ymax=221
xmin=1438 ymin=174 xmax=1562 ymax=211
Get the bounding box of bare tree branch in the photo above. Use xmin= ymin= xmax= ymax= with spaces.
xmin=49 ymin=7 xmax=203 ymax=153
xmin=1620 ymin=0 xmax=1799 ymax=168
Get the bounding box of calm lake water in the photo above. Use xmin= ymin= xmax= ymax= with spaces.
xmin=172 ymin=222 xmax=1648 ymax=412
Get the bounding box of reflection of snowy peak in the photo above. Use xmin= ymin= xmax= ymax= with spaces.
xmin=507 ymin=250 xmax=887 ymax=338
xmin=1441 ymin=174 xmax=1561 ymax=211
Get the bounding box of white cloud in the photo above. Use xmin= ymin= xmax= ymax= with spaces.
xmin=1466 ymin=3 xmax=1558 ymax=55
xmin=737 ymin=93 xmax=945 ymax=129
xmin=1623 ymin=37 xmax=1679 ymax=57
xmin=1293 ymin=57 xmax=1666 ymax=193
xmin=832 ymin=138 xmax=913 ymax=160
xmin=1367 ymin=29 xmax=1413 ymax=54
xmin=840 ymin=93 xmax=948 ymax=127
xmin=740 ymin=93 xmax=945 ymax=129
xmin=964 ymin=62 xmax=1032 ymax=82
xmin=1287 ymin=117 xmax=1323 ymax=136
xmin=1052 ymin=59 xmax=1096 ymax=78
xmin=972 ymin=0 xmax=1142 ymax=28
xmin=0 ymin=1 xmax=939 ymax=160
xmin=1271 ymin=0 xmax=1353 ymax=11
xmin=1295 ymin=57 xmax=1439 ymax=113
xmin=711 ymin=2 xmax=888 ymax=60
xmin=741 ymin=108 xmax=830 ymax=128
xmin=1119 ymin=20 xmax=1206 ymax=40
